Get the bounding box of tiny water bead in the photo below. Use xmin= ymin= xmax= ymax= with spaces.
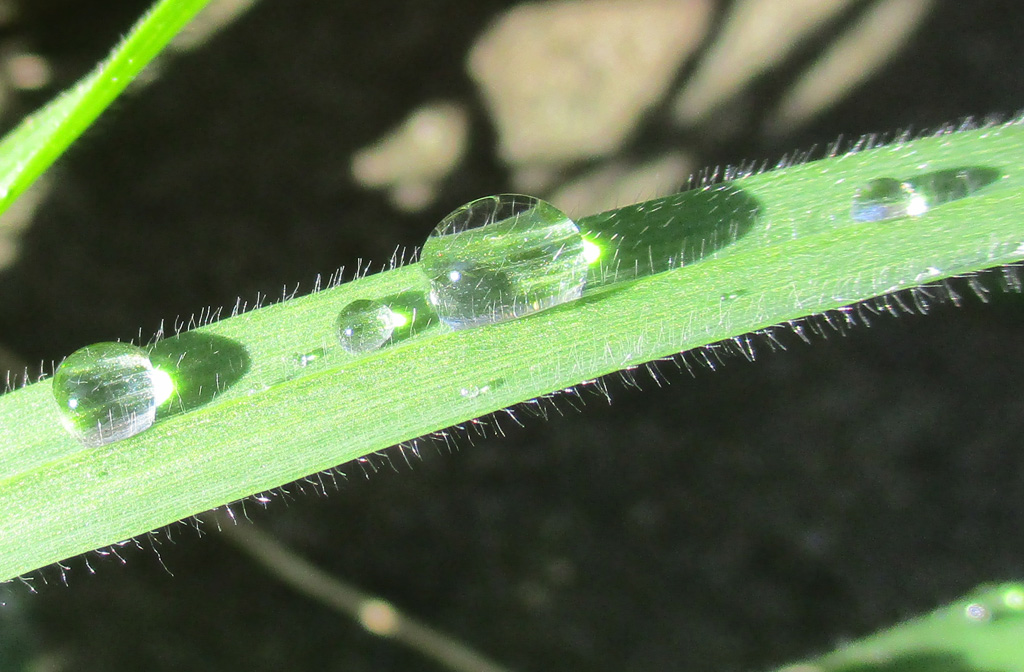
xmin=295 ymin=347 xmax=328 ymax=367
xmin=720 ymin=289 xmax=749 ymax=302
xmin=964 ymin=602 xmax=991 ymax=622
xmin=420 ymin=194 xmax=588 ymax=329
xmin=52 ymin=342 xmax=175 ymax=447
xmin=459 ymin=384 xmax=490 ymax=399
xmin=336 ymin=299 xmax=407 ymax=354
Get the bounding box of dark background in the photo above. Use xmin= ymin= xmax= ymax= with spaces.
xmin=1 ymin=1 xmax=1023 ymax=670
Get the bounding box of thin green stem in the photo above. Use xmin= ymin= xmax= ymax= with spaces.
xmin=0 ymin=0 xmax=212 ymax=215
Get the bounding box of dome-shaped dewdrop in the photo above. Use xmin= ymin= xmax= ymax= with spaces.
xmin=420 ymin=194 xmax=588 ymax=329
xmin=336 ymin=299 xmax=407 ymax=354
xmin=52 ymin=342 xmax=174 ymax=447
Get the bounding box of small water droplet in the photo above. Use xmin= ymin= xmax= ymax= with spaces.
xmin=851 ymin=168 xmax=997 ymax=222
xmin=420 ymin=194 xmax=588 ymax=329
xmin=52 ymin=342 xmax=174 ymax=447
xmin=336 ymin=299 xmax=403 ymax=354
xmin=720 ymin=289 xmax=749 ymax=302
xmin=295 ymin=347 xmax=328 ymax=367
xmin=459 ymin=384 xmax=491 ymax=399
xmin=851 ymin=178 xmax=923 ymax=222
xmin=964 ymin=602 xmax=991 ymax=622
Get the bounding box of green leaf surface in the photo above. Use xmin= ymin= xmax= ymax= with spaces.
xmin=0 ymin=0 xmax=211 ymax=215
xmin=791 ymin=582 xmax=1024 ymax=672
xmin=2 ymin=121 xmax=1024 ymax=581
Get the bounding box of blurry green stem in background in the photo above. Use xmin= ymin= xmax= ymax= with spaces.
xmin=0 ymin=0 xmax=212 ymax=216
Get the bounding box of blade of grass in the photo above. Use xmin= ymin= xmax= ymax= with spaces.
xmin=786 ymin=582 xmax=1024 ymax=671
xmin=0 ymin=0 xmax=212 ymax=215
xmin=2 ymin=121 xmax=1024 ymax=581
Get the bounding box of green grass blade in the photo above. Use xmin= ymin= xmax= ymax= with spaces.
xmin=788 ymin=582 xmax=1024 ymax=672
xmin=2 ymin=121 xmax=1024 ymax=581
xmin=0 ymin=0 xmax=212 ymax=214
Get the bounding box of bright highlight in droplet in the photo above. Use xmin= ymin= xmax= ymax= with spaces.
xmin=152 ymin=368 xmax=175 ymax=406
xmin=389 ymin=310 xmax=410 ymax=328
xmin=1003 ymin=587 xmax=1024 ymax=610
xmin=582 ymin=238 xmax=602 ymax=265
xmin=905 ymin=192 xmax=929 ymax=217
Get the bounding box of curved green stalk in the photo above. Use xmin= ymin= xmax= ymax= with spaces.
xmin=1 ymin=119 xmax=1023 ymax=580
xmin=0 ymin=0 xmax=212 ymax=214
xmin=790 ymin=582 xmax=1024 ymax=672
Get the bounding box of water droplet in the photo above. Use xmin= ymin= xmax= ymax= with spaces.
xmin=851 ymin=178 xmax=923 ymax=222
xmin=720 ymin=289 xmax=749 ymax=302
xmin=336 ymin=299 xmax=405 ymax=354
xmin=52 ymin=342 xmax=174 ymax=447
xmin=295 ymin=347 xmax=328 ymax=367
xmin=851 ymin=168 xmax=998 ymax=222
xmin=459 ymin=384 xmax=491 ymax=399
xmin=964 ymin=602 xmax=991 ymax=622
xmin=420 ymin=194 xmax=588 ymax=329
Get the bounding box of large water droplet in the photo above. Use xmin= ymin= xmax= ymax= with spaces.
xmin=52 ymin=342 xmax=174 ymax=447
xmin=420 ymin=194 xmax=588 ymax=329
xmin=337 ymin=299 xmax=405 ymax=354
